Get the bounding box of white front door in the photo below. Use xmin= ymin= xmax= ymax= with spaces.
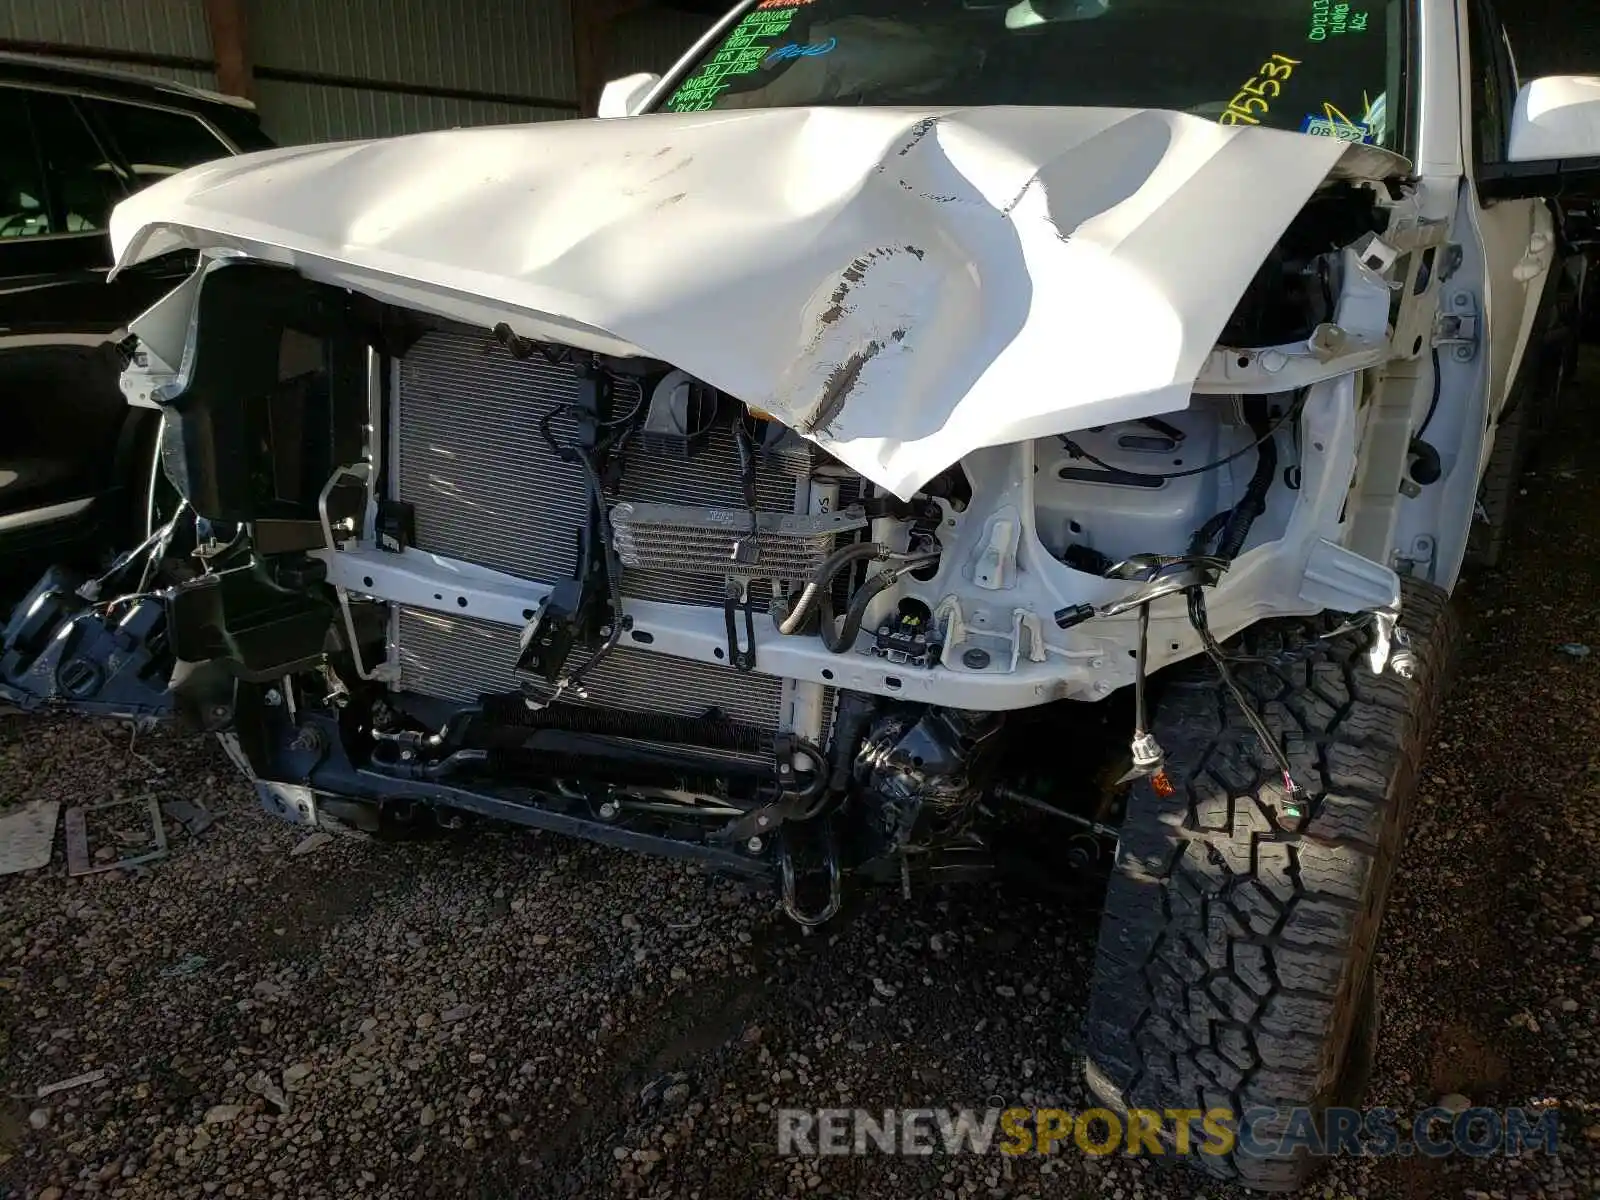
xmin=1467 ymin=0 xmax=1555 ymax=419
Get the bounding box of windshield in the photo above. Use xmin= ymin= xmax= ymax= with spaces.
xmin=661 ymin=0 xmax=1406 ymax=150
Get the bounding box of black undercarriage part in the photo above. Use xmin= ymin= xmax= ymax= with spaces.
xmin=357 ymin=689 xmax=848 ymax=923
xmin=472 ymin=693 xmax=774 ymax=752
xmin=250 ymin=705 xmax=787 ymax=879
xmin=369 ymin=694 xmax=827 ymax=830
xmin=853 ymin=707 xmax=1002 ymax=860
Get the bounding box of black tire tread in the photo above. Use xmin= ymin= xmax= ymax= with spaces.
xmin=1082 ymin=579 xmax=1458 ymax=1192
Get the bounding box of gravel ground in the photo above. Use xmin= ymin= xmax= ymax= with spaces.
xmin=3 ymin=373 xmax=1600 ymax=1200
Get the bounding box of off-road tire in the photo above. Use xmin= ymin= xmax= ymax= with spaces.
xmin=1082 ymin=579 xmax=1458 ymax=1192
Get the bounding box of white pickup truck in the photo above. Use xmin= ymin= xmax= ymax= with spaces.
xmin=3 ymin=0 xmax=1596 ymax=1188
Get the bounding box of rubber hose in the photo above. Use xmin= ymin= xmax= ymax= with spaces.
xmin=818 ymin=556 xmax=938 ymax=654
xmin=776 ymin=541 xmax=891 ymax=635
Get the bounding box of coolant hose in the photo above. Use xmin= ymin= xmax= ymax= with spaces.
xmin=816 ymin=556 xmax=939 ymax=654
xmin=775 ymin=542 xmax=893 ymax=635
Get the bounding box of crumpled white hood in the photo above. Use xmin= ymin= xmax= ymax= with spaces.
xmin=111 ymin=105 xmax=1402 ymax=499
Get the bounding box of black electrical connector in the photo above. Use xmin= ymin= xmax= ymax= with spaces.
xmin=1054 ymin=604 xmax=1096 ymax=630
xmin=870 ymin=609 xmax=938 ymax=667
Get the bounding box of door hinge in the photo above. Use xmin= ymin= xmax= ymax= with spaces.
xmin=1434 ymin=291 xmax=1481 ymax=362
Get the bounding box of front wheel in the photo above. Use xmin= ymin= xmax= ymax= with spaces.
xmin=1082 ymin=579 xmax=1458 ymax=1192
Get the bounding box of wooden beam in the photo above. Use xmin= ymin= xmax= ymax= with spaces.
xmin=202 ymin=0 xmax=254 ymax=101
xmin=572 ymin=0 xmax=651 ymax=117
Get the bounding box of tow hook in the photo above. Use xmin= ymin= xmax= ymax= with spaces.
xmin=777 ymin=821 xmax=842 ymax=928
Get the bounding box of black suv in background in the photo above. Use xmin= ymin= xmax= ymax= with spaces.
xmin=0 ymin=54 xmax=273 ymax=589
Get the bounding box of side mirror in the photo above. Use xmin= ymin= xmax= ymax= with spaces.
xmin=597 ymin=72 xmax=660 ymax=119
xmin=1483 ymin=75 xmax=1600 ymax=199
xmin=1511 ymin=76 xmax=1600 ymax=162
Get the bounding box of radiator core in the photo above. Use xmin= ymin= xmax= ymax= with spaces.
xmin=391 ymin=330 xmax=821 ymax=732
xmin=395 ymin=607 xmax=786 ymax=728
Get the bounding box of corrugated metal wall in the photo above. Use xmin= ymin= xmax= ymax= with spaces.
xmin=0 ymin=0 xmax=592 ymax=144
xmin=602 ymin=6 xmax=710 ymax=80
xmin=250 ymin=79 xmax=566 ymax=143
xmin=0 ymin=0 xmax=216 ymax=90
xmin=246 ymin=0 xmax=579 ymax=143
xmin=0 ymin=0 xmax=723 ymax=145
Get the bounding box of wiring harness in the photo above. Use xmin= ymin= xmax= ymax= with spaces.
xmin=1062 ymin=393 xmax=1316 ymax=819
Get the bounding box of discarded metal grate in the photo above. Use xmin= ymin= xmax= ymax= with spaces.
xmin=64 ymin=796 xmax=168 ymax=876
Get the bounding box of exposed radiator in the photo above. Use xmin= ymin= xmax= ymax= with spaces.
xmin=392 ymin=330 xmax=844 ymax=735
xmin=396 ymin=608 xmax=786 ymax=730
xmin=397 ymin=332 xmax=597 ymax=589
xmin=397 ymin=330 xmax=813 ymax=608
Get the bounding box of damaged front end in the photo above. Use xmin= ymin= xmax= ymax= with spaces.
xmin=0 ymin=261 xmax=1022 ymax=923
xmin=2 ymin=107 xmax=1439 ymax=921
